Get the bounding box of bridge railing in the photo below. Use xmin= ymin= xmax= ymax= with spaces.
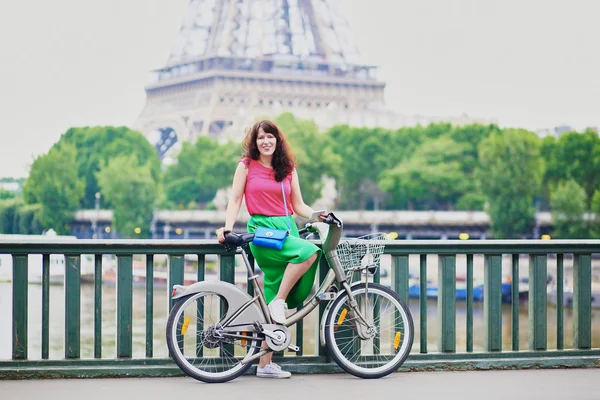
xmin=0 ymin=239 xmax=599 ymax=378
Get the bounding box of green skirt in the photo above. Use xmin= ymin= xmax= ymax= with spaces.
xmin=248 ymin=215 xmax=321 ymax=309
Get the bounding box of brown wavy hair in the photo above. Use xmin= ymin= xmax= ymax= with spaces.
xmin=242 ymin=120 xmax=296 ymax=182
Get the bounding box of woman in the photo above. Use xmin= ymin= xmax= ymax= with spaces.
xmin=216 ymin=120 xmax=326 ymax=379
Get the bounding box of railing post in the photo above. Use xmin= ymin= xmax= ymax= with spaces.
xmin=511 ymin=254 xmax=520 ymax=351
xmin=169 ymin=255 xmax=185 ymax=354
xmin=318 ymin=256 xmax=330 ymax=359
xmin=145 ymin=255 xmax=154 ymax=358
xmin=466 ymin=254 xmax=474 ymax=352
xmin=438 ymin=255 xmax=456 ymax=353
xmin=12 ymin=255 xmax=28 ymax=360
xmin=41 ymin=254 xmax=50 ymax=359
xmin=529 ymin=254 xmax=547 ymax=350
xmin=169 ymin=255 xmax=185 ymax=310
xmin=419 ymin=254 xmax=427 ymax=353
xmin=556 ymin=254 xmax=564 ymax=350
xmin=392 ymin=255 xmax=409 ymax=302
xmin=573 ymin=254 xmax=592 ymax=349
xmin=117 ymin=255 xmax=133 ymax=358
xmin=196 ymin=254 xmax=206 ymax=357
xmin=94 ymin=254 xmax=102 ymax=359
xmin=65 ymin=255 xmax=81 ymax=359
xmin=220 ymin=254 xmax=235 ymax=357
xmin=484 ymin=255 xmax=502 ymax=352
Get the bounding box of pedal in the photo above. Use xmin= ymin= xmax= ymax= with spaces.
xmin=287 ymin=344 xmax=300 ymax=352
xmin=316 ymin=292 xmax=336 ymax=301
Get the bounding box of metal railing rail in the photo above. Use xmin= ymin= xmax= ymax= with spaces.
xmin=1 ymin=239 xmax=599 ymax=378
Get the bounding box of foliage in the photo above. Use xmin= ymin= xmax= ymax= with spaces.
xmin=275 ymin=113 xmax=333 ymax=206
xmin=0 ymin=199 xmax=19 ymax=234
xmin=0 ymin=200 xmax=42 ymax=235
xmin=163 ymin=137 xmax=240 ymax=209
xmin=379 ymin=123 xmax=496 ymax=211
xmin=96 ymin=155 xmax=157 ymax=238
xmin=22 ymin=144 xmax=84 ymax=234
xmin=15 ymin=112 xmax=600 ymax=238
xmin=590 ymin=190 xmax=600 ymax=238
xmin=543 ymin=131 xmax=600 ymax=204
xmin=381 ymin=136 xmax=469 ymax=210
xmin=59 ymin=126 xmax=161 ymax=209
xmin=17 ymin=204 xmax=42 ymax=234
xmin=325 ymin=125 xmax=398 ymax=209
xmin=477 ymin=129 xmax=545 ymax=238
xmin=0 ymin=189 xmax=15 ymax=200
xmin=549 ymin=180 xmax=590 ymax=238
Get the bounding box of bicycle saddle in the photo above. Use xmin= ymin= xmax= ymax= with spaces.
xmin=223 ymin=232 xmax=255 ymax=248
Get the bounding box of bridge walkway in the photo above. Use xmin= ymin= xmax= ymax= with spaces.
xmin=1 ymin=368 xmax=597 ymax=400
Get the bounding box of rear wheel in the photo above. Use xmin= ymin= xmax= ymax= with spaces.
xmin=166 ymin=292 xmax=261 ymax=383
xmin=324 ymin=283 xmax=414 ymax=378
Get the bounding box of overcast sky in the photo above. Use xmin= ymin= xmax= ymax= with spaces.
xmin=1 ymin=0 xmax=599 ymax=178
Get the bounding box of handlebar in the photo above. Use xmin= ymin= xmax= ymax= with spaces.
xmin=221 ymin=212 xmax=343 ymax=251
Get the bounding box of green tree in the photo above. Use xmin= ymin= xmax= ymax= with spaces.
xmin=196 ymin=141 xmax=241 ymax=205
xmin=590 ymin=190 xmax=600 ymax=238
xmin=325 ymin=125 xmax=395 ymax=210
xmin=60 ymin=126 xmax=161 ymax=209
xmin=96 ymin=155 xmax=157 ymax=238
xmin=549 ymin=180 xmax=589 ymax=238
xmin=0 ymin=199 xmax=19 ymax=234
xmin=539 ymin=135 xmax=559 ymax=210
xmin=380 ymin=137 xmax=471 ymax=210
xmin=17 ymin=204 xmax=42 ymax=234
xmin=544 ymin=131 xmax=600 ymax=203
xmin=163 ymin=137 xmax=241 ymax=209
xmin=163 ymin=141 xmax=204 ymax=208
xmin=22 ymin=144 xmax=84 ymax=234
xmin=0 ymin=189 xmax=15 ymax=200
xmin=477 ymin=129 xmax=545 ymax=238
xmin=275 ymin=113 xmax=333 ymax=206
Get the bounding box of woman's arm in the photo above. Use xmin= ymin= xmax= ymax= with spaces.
xmin=290 ymin=168 xmax=317 ymax=219
xmin=217 ymin=162 xmax=247 ymax=241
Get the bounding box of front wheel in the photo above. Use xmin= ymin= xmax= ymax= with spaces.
xmin=166 ymin=292 xmax=261 ymax=383
xmin=324 ymin=283 xmax=414 ymax=379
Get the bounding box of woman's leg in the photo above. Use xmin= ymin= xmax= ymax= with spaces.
xmin=273 ymin=252 xmax=318 ymax=301
xmin=258 ymin=344 xmax=273 ymax=368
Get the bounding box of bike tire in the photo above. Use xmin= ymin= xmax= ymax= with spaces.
xmin=324 ymin=283 xmax=414 ymax=379
xmin=166 ymin=292 xmax=261 ymax=383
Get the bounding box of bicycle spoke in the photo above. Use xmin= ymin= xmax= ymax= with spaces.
xmin=326 ymin=284 xmax=414 ymax=377
xmin=167 ymin=292 xmax=262 ymax=381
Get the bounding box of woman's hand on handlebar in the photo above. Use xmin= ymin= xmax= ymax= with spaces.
xmin=316 ymin=211 xmax=328 ymax=222
xmin=216 ymin=227 xmax=231 ymax=243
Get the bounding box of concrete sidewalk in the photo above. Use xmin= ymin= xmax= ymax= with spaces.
xmin=1 ymin=368 xmax=598 ymax=400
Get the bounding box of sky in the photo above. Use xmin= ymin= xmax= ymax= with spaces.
xmin=0 ymin=0 xmax=599 ymax=178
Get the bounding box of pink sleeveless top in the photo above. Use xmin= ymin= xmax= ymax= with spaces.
xmin=242 ymin=157 xmax=294 ymax=216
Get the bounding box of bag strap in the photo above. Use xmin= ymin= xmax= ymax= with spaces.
xmin=281 ymin=180 xmax=291 ymax=232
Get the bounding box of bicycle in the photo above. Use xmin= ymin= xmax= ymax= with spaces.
xmin=166 ymin=212 xmax=414 ymax=383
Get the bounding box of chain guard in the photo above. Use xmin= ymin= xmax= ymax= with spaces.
xmin=263 ymin=324 xmax=291 ymax=352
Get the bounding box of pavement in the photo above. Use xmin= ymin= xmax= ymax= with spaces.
xmin=1 ymin=368 xmax=598 ymax=400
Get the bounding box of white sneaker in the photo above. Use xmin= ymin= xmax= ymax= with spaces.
xmin=256 ymin=362 xmax=291 ymax=379
xmin=268 ymin=299 xmax=288 ymax=324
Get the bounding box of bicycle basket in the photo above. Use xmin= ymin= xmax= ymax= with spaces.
xmin=336 ymin=233 xmax=386 ymax=274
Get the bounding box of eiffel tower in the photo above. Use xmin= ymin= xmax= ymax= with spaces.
xmin=134 ymin=0 xmax=394 ymax=159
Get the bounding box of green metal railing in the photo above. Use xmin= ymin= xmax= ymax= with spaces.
xmin=1 ymin=239 xmax=599 ymax=378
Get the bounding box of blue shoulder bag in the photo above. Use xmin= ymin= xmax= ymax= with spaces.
xmin=251 ymin=181 xmax=290 ymax=251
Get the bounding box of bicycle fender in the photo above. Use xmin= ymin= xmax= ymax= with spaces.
xmin=319 ymin=281 xmax=364 ymax=346
xmin=172 ymin=281 xmax=267 ymax=325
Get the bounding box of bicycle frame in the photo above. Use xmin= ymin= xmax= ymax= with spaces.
xmin=170 ymin=213 xmax=373 ymax=364
xmin=226 ymin=214 xmax=371 ymax=338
